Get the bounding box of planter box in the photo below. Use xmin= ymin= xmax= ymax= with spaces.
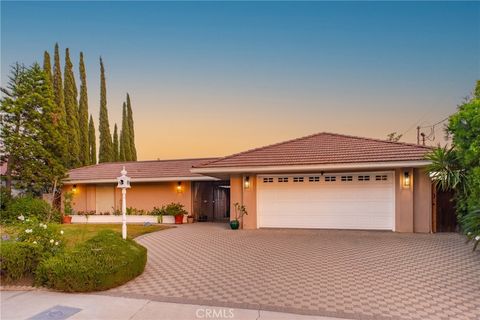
xmin=161 ymin=215 xmax=175 ymax=224
xmin=71 ymin=215 xmax=158 ymax=224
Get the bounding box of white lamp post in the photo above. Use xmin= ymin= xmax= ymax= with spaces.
xmin=117 ymin=166 xmax=131 ymax=240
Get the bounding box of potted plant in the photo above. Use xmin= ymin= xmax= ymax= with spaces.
xmin=155 ymin=203 xmax=188 ymax=224
xmin=230 ymin=202 xmax=247 ymax=230
xmin=62 ymin=191 xmax=74 ymax=224
xmin=187 ymin=215 xmax=194 ymax=223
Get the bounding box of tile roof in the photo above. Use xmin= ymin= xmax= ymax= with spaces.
xmin=66 ymin=158 xmax=219 ymax=183
xmin=195 ymin=132 xmax=432 ymax=168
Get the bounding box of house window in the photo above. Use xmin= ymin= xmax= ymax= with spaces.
xmin=375 ymin=175 xmax=388 ymax=181
xmin=263 ymin=177 xmax=273 ymax=183
xmin=358 ymin=175 xmax=370 ymax=181
xmin=341 ymin=176 xmax=353 ymax=182
xmin=278 ymin=177 xmax=289 ymax=183
xmin=293 ymin=177 xmax=304 ymax=182
xmin=325 ymin=176 xmax=336 ymax=182
xmin=309 ymin=176 xmax=320 ymax=182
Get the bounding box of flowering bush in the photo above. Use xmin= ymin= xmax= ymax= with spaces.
xmin=16 ymin=215 xmax=64 ymax=255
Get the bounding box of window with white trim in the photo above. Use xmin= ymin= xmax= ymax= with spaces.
xmin=278 ymin=177 xmax=289 ymax=183
xmin=325 ymin=176 xmax=336 ymax=182
xmin=308 ymin=176 xmax=320 ymax=182
xmin=263 ymin=177 xmax=273 ymax=183
xmin=341 ymin=175 xmax=353 ymax=182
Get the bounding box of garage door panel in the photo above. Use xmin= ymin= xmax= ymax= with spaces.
xmin=257 ymin=172 xmax=394 ymax=230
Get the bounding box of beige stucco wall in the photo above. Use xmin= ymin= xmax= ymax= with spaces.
xmin=394 ymin=167 xmax=433 ymax=233
xmin=63 ymin=181 xmax=192 ymax=214
xmin=229 ymin=174 xmax=257 ymax=229
xmin=413 ymin=168 xmax=432 ymax=233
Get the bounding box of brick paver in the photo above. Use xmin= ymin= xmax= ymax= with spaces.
xmin=106 ymin=223 xmax=480 ymax=320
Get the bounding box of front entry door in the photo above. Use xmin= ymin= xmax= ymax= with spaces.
xmin=192 ymin=181 xmax=230 ymax=222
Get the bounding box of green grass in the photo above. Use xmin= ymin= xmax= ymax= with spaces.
xmin=60 ymin=224 xmax=170 ymax=247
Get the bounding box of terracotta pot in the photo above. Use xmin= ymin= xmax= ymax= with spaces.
xmin=187 ymin=217 xmax=194 ymax=224
xmin=62 ymin=216 xmax=72 ymax=224
xmin=174 ymin=215 xmax=183 ymax=224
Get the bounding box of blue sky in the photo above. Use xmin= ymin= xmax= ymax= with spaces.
xmin=2 ymin=1 xmax=479 ymax=159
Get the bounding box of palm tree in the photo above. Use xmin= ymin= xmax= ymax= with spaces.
xmin=425 ymin=146 xmax=467 ymax=194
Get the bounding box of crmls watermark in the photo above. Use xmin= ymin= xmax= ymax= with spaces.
xmin=195 ymin=308 xmax=235 ymax=319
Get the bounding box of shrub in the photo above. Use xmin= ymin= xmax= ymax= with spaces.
xmin=16 ymin=217 xmax=65 ymax=255
xmin=2 ymin=196 xmax=60 ymax=223
xmin=36 ymin=230 xmax=147 ymax=292
xmin=0 ymin=241 xmax=42 ymax=282
xmin=154 ymin=202 xmax=188 ymax=216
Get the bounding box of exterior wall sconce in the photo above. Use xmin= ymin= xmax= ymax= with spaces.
xmin=176 ymin=181 xmax=183 ymax=193
xmin=244 ymin=176 xmax=250 ymax=189
xmin=72 ymin=184 xmax=77 ymax=193
xmin=403 ymin=171 xmax=411 ymax=189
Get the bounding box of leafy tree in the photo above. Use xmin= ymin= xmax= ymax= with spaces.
xmin=386 ymin=132 xmax=403 ymax=142
xmin=120 ymin=102 xmax=132 ymax=161
xmin=78 ymin=52 xmax=90 ymax=166
xmin=88 ymin=115 xmax=97 ymax=165
xmin=113 ymin=124 xmax=119 ymax=162
xmin=426 ymin=81 xmax=480 ymax=249
xmin=1 ymin=63 xmax=66 ymax=196
xmin=126 ymin=93 xmax=137 ymax=160
xmin=63 ymin=48 xmax=80 ymax=168
xmin=98 ymin=57 xmax=113 ymax=163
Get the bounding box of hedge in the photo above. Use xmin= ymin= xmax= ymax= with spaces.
xmin=35 ymin=230 xmax=147 ymax=292
xmin=0 ymin=241 xmax=42 ymax=282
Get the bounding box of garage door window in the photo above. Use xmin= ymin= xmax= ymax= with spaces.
xmin=325 ymin=176 xmax=336 ymax=182
xmin=308 ymin=176 xmax=320 ymax=182
xmin=375 ymin=175 xmax=388 ymax=181
xmin=293 ymin=177 xmax=304 ymax=182
xmin=341 ymin=175 xmax=353 ymax=182
xmin=358 ymin=175 xmax=370 ymax=181
xmin=263 ymin=177 xmax=273 ymax=183
xmin=278 ymin=177 xmax=289 ymax=183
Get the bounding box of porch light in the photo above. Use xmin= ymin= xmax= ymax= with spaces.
xmin=176 ymin=181 xmax=183 ymax=193
xmin=403 ymin=171 xmax=411 ymax=189
xmin=72 ymin=184 xmax=77 ymax=193
xmin=244 ymin=176 xmax=250 ymax=189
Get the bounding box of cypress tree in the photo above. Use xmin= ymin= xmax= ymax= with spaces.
xmin=126 ymin=93 xmax=137 ymax=161
xmin=47 ymin=46 xmax=69 ymax=167
xmin=98 ymin=57 xmax=113 ymax=163
xmin=113 ymin=124 xmax=119 ymax=162
xmin=88 ymin=115 xmax=97 ymax=165
xmin=64 ymin=48 xmax=80 ymax=168
xmin=120 ymin=102 xmax=132 ymax=161
xmin=78 ymin=52 xmax=90 ymax=166
xmin=53 ymin=44 xmax=65 ymax=119
xmin=43 ymin=51 xmax=53 ymax=85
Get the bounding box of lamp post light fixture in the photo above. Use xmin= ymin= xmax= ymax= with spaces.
xmin=117 ymin=166 xmax=131 ymax=240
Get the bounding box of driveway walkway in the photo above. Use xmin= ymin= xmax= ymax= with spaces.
xmin=106 ymin=223 xmax=480 ymax=320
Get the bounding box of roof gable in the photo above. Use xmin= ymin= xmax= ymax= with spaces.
xmin=195 ymin=132 xmax=431 ymax=169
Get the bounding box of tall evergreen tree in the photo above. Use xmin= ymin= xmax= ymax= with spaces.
xmin=98 ymin=57 xmax=113 ymax=163
xmin=43 ymin=51 xmax=53 ymax=85
xmin=120 ymin=102 xmax=132 ymax=161
xmin=126 ymin=93 xmax=137 ymax=161
xmin=113 ymin=124 xmax=119 ymax=162
xmin=46 ymin=47 xmax=68 ymax=167
xmin=88 ymin=115 xmax=97 ymax=165
xmin=78 ymin=52 xmax=90 ymax=166
xmin=1 ymin=63 xmax=66 ymax=195
xmin=53 ymin=44 xmax=64 ymax=118
xmin=63 ymin=48 xmax=80 ymax=168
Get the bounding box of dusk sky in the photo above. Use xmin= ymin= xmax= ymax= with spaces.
xmin=2 ymin=1 xmax=479 ymax=160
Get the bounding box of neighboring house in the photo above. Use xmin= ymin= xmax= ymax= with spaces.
xmin=64 ymin=132 xmax=438 ymax=232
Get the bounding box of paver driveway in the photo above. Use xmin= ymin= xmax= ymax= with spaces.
xmin=106 ymin=223 xmax=480 ymax=320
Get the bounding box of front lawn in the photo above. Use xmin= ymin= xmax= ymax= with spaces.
xmin=60 ymin=223 xmax=170 ymax=247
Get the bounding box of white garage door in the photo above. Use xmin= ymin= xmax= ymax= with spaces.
xmin=257 ymin=172 xmax=395 ymax=230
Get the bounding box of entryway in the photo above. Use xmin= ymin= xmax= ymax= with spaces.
xmin=192 ymin=181 xmax=230 ymax=222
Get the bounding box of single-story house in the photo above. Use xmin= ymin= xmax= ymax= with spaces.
xmin=63 ymin=132 xmax=444 ymax=232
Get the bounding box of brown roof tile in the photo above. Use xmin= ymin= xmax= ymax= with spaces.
xmin=66 ymin=158 xmax=219 ymax=183
xmin=195 ymin=132 xmax=431 ymax=168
